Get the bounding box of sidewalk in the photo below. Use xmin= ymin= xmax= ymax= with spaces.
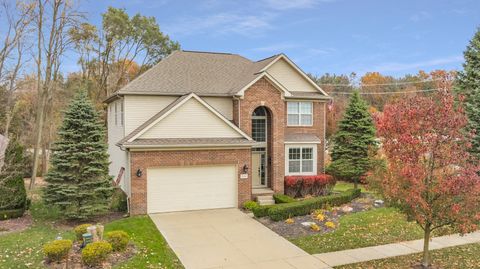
xmin=313 ymin=231 xmax=480 ymax=267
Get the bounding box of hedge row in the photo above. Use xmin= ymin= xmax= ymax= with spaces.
xmin=272 ymin=194 xmax=296 ymax=204
xmin=253 ymin=189 xmax=361 ymax=221
xmin=0 ymin=208 xmax=25 ymax=220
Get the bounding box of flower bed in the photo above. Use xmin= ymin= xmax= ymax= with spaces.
xmin=284 ymin=174 xmax=335 ymax=198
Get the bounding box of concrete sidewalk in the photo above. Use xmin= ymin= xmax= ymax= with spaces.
xmin=313 ymin=231 xmax=480 ymax=267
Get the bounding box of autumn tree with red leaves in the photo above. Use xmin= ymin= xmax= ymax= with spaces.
xmin=374 ymin=91 xmax=480 ymax=268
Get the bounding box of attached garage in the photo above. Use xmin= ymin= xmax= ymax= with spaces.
xmin=147 ymin=165 xmax=238 ymax=213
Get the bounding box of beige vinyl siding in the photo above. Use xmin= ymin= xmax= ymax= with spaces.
xmin=124 ymin=95 xmax=178 ymax=134
xmin=140 ymin=98 xmax=243 ymax=139
xmin=107 ymin=99 xmax=129 ymax=194
xmin=267 ymin=58 xmax=318 ymax=92
xmin=203 ymin=96 xmax=233 ymax=120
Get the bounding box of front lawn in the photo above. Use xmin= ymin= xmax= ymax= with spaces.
xmin=291 ymin=207 xmax=424 ymax=253
xmin=0 ymin=215 xmax=183 ymax=269
xmin=335 ymin=243 xmax=480 ymax=269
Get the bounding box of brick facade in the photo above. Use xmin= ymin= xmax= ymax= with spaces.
xmin=128 ymin=77 xmax=326 ymax=214
xmin=130 ymin=149 xmax=251 ymax=215
xmin=284 ymin=101 xmax=326 ymax=172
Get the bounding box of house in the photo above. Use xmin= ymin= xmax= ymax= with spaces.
xmin=105 ymin=50 xmax=330 ymax=215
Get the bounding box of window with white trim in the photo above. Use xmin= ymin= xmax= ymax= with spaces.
xmin=286 ymin=145 xmax=316 ymax=175
xmin=287 ymin=102 xmax=312 ymax=126
xmin=114 ymin=102 xmax=118 ymax=126
xmin=120 ymin=101 xmax=124 ymax=125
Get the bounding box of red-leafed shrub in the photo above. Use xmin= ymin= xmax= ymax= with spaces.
xmin=284 ymin=174 xmax=335 ymax=198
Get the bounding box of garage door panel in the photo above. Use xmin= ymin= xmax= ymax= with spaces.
xmin=147 ymin=165 xmax=237 ymax=213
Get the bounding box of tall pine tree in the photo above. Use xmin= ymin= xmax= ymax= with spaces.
xmin=43 ymin=91 xmax=113 ymax=219
xmin=327 ymin=91 xmax=377 ymax=189
xmin=455 ymin=28 xmax=480 ymax=160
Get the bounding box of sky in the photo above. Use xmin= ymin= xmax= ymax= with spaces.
xmin=74 ymin=0 xmax=480 ymax=78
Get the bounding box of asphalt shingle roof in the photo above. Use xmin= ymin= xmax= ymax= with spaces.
xmin=117 ymin=50 xmax=279 ymax=96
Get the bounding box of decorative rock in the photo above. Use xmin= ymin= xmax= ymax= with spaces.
xmin=374 ymin=199 xmax=385 ymax=207
xmin=341 ymin=206 xmax=353 ymax=212
xmin=301 ymin=221 xmax=316 ymax=227
xmin=87 ymin=226 xmax=98 ymax=241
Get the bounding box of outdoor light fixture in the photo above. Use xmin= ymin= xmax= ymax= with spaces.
xmin=136 ymin=168 xmax=142 ymax=177
xmin=242 ymin=164 xmax=249 ymax=174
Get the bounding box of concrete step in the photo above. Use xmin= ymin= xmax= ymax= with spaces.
xmin=256 ymin=195 xmax=275 ymax=206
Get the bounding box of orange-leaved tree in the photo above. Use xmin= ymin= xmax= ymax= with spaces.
xmin=375 ymin=91 xmax=480 ymax=268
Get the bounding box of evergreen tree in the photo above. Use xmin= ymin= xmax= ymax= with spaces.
xmin=327 ymin=91 xmax=377 ymax=189
xmin=455 ymin=28 xmax=480 ymax=160
xmin=0 ymin=138 xmax=27 ymax=213
xmin=43 ymin=91 xmax=113 ymax=219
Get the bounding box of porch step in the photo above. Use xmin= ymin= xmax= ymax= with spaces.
xmin=256 ymin=195 xmax=275 ymax=206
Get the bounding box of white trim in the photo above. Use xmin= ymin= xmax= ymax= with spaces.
xmin=285 ymin=144 xmax=317 ymax=176
xmin=235 ymin=72 xmax=292 ymax=98
xmin=259 ymin=54 xmax=329 ymax=96
xmin=284 ymin=141 xmax=321 ymax=144
xmin=127 ymin=93 xmax=253 ymax=142
xmin=128 ymin=146 xmax=252 ymax=151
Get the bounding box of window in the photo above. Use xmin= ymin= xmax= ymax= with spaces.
xmin=252 ymin=107 xmax=267 ymax=142
xmin=286 ymin=145 xmax=316 ymax=174
xmin=114 ymin=102 xmax=118 ymax=126
xmin=287 ymin=102 xmax=312 ymax=126
xmin=120 ymin=101 xmax=124 ymax=125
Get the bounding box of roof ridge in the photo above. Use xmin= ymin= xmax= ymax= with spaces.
xmin=255 ymin=54 xmax=281 ymax=63
xmin=181 ymin=50 xmax=234 ymax=55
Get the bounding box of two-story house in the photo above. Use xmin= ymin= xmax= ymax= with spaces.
xmin=106 ymin=50 xmax=330 ymax=215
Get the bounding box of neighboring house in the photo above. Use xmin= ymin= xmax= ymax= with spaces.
xmin=105 ymin=50 xmax=330 ymax=215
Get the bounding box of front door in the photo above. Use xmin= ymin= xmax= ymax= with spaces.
xmin=252 ymin=151 xmax=266 ymax=187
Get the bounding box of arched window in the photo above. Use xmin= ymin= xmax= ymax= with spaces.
xmin=252 ymin=107 xmax=267 ymax=142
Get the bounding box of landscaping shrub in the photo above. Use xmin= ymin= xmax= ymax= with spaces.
xmin=74 ymin=223 xmax=93 ymax=240
xmin=81 ymin=241 xmax=112 ymax=266
xmin=105 ymin=231 xmax=129 ymax=251
xmin=243 ymin=200 xmax=259 ymax=211
xmin=43 ymin=239 xmax=73 ymax=262
xmin=284 ymin=174 xmax=335 ymax=198
xmin=254 ymin=189 xmax=361 ymax=221
xmin=251 ymin=204 xmax=275 ymax=218
xmin=0 ymin=139 xmax=28 ymax=219
xmin=0 ymin=208 xmax=25 ymax=220
xmin=273 ymin=194 xmax=296 ymax=204
xmin=110 ymin=187 xmax=128 ymax=212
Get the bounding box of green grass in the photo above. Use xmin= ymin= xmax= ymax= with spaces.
xmin=291 ymin=207 xmax=425 ymax=254
xmin=0 ymin=225 xmax=74 ymax=268
xmin=107 ymin=216 xmax=183 ymax=269
xmin=0 ymin=216 xmax=183 ymax=269
xmin=335 ymin=243 xmax=480 ymax=269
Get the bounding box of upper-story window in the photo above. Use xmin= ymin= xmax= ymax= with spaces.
xmin=114 ymin=100 xmax=124 ymax=126
xmin=287 ymin=101 xmax=312 ymax=126
xmin=114 ymin=102 xmax=118 ymax=126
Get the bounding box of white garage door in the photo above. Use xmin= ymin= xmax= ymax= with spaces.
xmin=147 ymin=165 xmax=237 ymax=213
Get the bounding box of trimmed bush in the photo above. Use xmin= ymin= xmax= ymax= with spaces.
xmin=273 ymin=194 xmax=296 ymax=204
xmin=43 ymin=239 xmax=73 ymax=262
xmin=243 ymin=200 xmax=259 ymax=211
xmin=268 ymin=189 xmax=361 ymax=221
xmin=74 ymin=223 xmax=92 ymax=240
xmin=284 ymin=174 xmax=335 ymax=198
xmin=253 ymin=189 xmax=361 ymax=221
xmin=251 ymin=204 xmax=275 ymax=218
xmin=105 ymin=231 xmax=129 ymax=251
xmin=0 ymin=139 xmax=28 ymax=219
xmin=82 ymin=241 xmax=112 ymax=266
xmin=110 ymin=187 xmax=128 ymax=212
xmin=0 ymin=208 xmax=25 ymax=220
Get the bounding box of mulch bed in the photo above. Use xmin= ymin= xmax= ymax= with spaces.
xmin=44 ymin=241 xmax=136 ymax=269
xmin=257 ymin=193 xmax=383 ymax=239
xmin=0 ymin=214 xmax=33 ymax=235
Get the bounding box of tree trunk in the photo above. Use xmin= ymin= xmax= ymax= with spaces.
xmin=422 ymin=223 xmax=432 ymax=268
xmin=353 ymin=177 xmax=358 ymax=190
xmin=30 ymin=92 xmax=47 ymax=188
xmin=41 ymin=144 xmax=47 ymax=176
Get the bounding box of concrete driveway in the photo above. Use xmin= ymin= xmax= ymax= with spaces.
xmin=150 ymin=209 xmax=331 ymax=269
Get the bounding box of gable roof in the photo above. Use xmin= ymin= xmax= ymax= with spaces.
xmin=117 ymin=93 xmax=253 ymax=147
xmin=113 ymin=50 xmax=329 ymax=99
